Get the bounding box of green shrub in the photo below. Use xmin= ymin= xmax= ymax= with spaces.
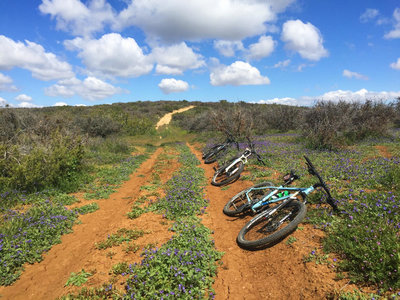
xmin=123 ymin=117 xmax=156 ymax=136
xmin=76 ymin=116 xmax=121 ymax=138
xmin=0 ymin=133 xmax=85 ymax=193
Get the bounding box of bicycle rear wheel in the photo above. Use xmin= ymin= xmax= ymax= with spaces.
xmin=202 ymin=145 xmax=219 ymax=159
xmin=237 ymin=200 xmax=306 ymax=249
xmin=211 ymin=159 xmax=244 ymax=186
xmin=223 ymin=181 xmax=274 ymax=216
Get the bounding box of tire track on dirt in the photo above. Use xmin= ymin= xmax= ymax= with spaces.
xmin=0 ymin=148 xmax=164 ymax=300
xmin=189 ymin=144 xmax=353 ymax=300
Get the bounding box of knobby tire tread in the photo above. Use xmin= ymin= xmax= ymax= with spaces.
xmin=211 ymin=160 xmax=244 ymax=186
xmin=237 ymin=200 xmax=306 ymax=249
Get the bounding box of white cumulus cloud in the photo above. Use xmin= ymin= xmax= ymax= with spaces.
xmin=343 ymin=69 xmax=368 ymax=80
xmin=39 ymin=0 xmax=296 ymax=42
xmin=18 ymin=102 xmax=39 ymax=108
xmin=114 ymin=0 xmax=293 ymax=42
xmin=281 ymin=20 xmax=328 ymax=61
xmin=0 ymin=73 xmax=17 ymax=91
xmin=158 ymin=78 xmax=189 ymax=94
xmin=384 ymin=8 xmax=400 ymax=39
xmin=152 ymin=42 xmax=205 ymax=75
xmin=210 ymin=61 xmax=270 ymax=86
xmin=245 ymin=35 xmax=276 ymax=60
xmin=45 ymin=76 xmax=124 ymax=100
xmin=257 ymin=97 xmax=298 ymax=106
xmin=64 ymin=33 xmax=153 ymax=78
xmin=39 ymin=0 xmax=115 ymax=37
xmin=54 ymin=102 xmax=68 ymax=106
xmin=0 ymin=35 xmax=74 ymax=81
xmin=15 ymin=94 xmax=33 ymax=102
xmin=256 ymin=89 xmax=400 ymax=107
xmin=214 ymin=40 xmax=244 ymax=57
xmin=319 ymin=89 xmax=400 ymax=102
xmin=390 ymin=58 xmax=400 ymax=70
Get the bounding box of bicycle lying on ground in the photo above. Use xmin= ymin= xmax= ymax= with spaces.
xmin=211 ymin=138 xmax=265 ymax=187
xmin=223 ymin=156 xmax=339 ymax=249
xmin=202 ymin=131 xmax=239 ymax=164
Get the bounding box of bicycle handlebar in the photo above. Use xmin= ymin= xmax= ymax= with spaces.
xmin=304 ymin=156 xmax=339 ymax=211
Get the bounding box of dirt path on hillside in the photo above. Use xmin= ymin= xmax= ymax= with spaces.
xmin=188 ymin=144 xmax=356 ymax=300
xmin=156 ymin=105 xmax=195 ymax=129
xmin=374 ymin=145 xmax=392 ymax=158
xmin=0 ymin=148 xmax=179 ymax=300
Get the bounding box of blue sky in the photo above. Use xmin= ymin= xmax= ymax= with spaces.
xmin=0 ymin=0 xmax=399 ymax=108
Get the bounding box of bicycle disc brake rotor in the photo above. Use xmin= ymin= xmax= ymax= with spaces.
xmin=259 ymin=207 xmax=295 ymax=233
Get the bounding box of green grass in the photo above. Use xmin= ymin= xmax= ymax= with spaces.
xmin=95 ymin=228 xmax=146 ymax=250
xmin=65 ymin=269 xmax=93 ymax=287
xmin=73 ymin=202 xmax=99 ymax=215
xmin=126 ymin=205 xmax=145 ymax=219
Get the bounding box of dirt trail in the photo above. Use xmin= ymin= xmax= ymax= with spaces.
xmin=155 ymin=105 xmax=195 ymax=129
xmin=188 ymin=144 xmax=355 ymax=300
xmin=0 ymin=138 xmax=357 ymax=300
xmin=0 ymin=148 xmax=176 ymax=300
xmin=374 ymin=145 xmax=392 ymax=158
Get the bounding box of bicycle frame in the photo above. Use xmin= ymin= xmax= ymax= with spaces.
xmin=245 ymin=184 xmax=316 ymax=213
xmin=225 ymin=148 xmax=252 ymax=173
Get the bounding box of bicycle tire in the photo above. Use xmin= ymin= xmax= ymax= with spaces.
xmin=237 ymin=200 xmax=306 ymax=249
xmin=202 ymin=145 xmax=220 ymax=160
xmin=223 ymin=181 xmax=274 ymax=216
xmin=211 ymin=159 xmax=244 ymax=186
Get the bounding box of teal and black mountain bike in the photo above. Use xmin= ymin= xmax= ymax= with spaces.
xmin=223 ymin=156 xmax=339 ymax=249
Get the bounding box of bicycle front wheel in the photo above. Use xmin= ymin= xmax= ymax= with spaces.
xmin=223 ymin=181 xmax=274 ymax=216
xmin=237 ymin=200 xmax=306 ymax=249
xmin=211 ymin=160 xmax=244 ymax=186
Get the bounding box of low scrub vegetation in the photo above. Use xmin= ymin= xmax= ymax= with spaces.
xmin=173 ymin=99 xmax=399 ymax=150
xmin=302 ymin=100 xmax=395 ymax=149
